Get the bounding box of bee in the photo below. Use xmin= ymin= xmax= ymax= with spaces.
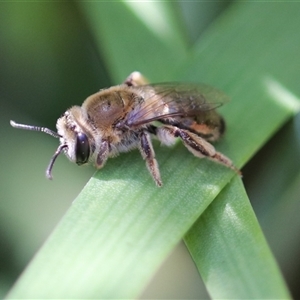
xmin=10 ymin=72 xmax=239 ymax=186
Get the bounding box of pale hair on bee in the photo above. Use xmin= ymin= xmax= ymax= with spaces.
xmin=10 ymin=71 xmax=240 ymax=186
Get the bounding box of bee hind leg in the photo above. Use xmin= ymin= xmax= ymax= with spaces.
xmin=158 ymin=126 xmax=240 ymax=175
xmin=139 ymin=131 xmax=162 ymax=187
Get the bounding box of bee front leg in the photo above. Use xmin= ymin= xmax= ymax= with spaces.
xmin=158 ymin=126 xmax=240 ymax=174
xmin=95 ymin=140 xmax=109 ymax=168
xmin=139 ymin=131 xmax=162 ymax=187
xmin=124 ymin=71 xmax=149 ymax=87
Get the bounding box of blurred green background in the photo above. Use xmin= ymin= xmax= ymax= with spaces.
xmin=1 ymin=2 xmax=300 ymax=298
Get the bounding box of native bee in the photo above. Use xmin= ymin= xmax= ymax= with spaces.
xmin=10 ymin=72 xmax=239 ymax=186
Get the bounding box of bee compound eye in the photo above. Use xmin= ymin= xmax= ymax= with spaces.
xmin=75 ymin=132 xmax=90 ymax=165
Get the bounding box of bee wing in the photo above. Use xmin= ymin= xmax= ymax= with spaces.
xmin=125 ymin=83 xmax=229 ymax=127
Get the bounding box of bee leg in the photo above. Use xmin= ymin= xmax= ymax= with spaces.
xmin=139 ymin=131 xmax=162 ymax=186
xmin=95 ymin=140 xmax=109 ymax=168
xmin=124 ymin=71 xmax=149 ymax=87
xmin=159 ymin=126 xmax=240 ymax=174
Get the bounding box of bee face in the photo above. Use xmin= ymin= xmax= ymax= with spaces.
xmin=56 ymin=108 xmax=92 ymax=165
xmin=10 ymin=71 xmax=240 ymax=186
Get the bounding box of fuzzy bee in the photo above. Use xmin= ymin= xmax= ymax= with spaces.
xmin=10 ymin=72 xmax=239 ymax=186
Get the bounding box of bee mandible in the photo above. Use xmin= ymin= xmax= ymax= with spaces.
xmin=10 ymin=72 xmax=239 ymax=186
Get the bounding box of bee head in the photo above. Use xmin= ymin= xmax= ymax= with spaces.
xmin=56 ymin=106 xmax=91 ymax=166
xmin=10 ymin=106 xmax=91 ymax=179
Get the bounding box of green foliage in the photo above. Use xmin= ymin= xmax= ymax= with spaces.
xmin=1 ymin=1 xmax=300 ymax=299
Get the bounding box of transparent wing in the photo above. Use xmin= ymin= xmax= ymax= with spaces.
xmin=125 ymin=83 xmax=230 ymax=127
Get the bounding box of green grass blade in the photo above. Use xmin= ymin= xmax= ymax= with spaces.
xmin=6 ymin=2 xmax=300 ymax=299
xmin=185 ymin=176 xmax=290 ymax=299
xmin=181 ymin=3 xmax=300 ymax=298
xmin=78 ymin=1 xmax=188 ymax=83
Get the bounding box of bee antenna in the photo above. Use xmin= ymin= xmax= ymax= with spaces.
xmin=46 ymin=144 xmax=68 ymax=180
xmin=10 ymin=120 xmax=61 ymax=139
